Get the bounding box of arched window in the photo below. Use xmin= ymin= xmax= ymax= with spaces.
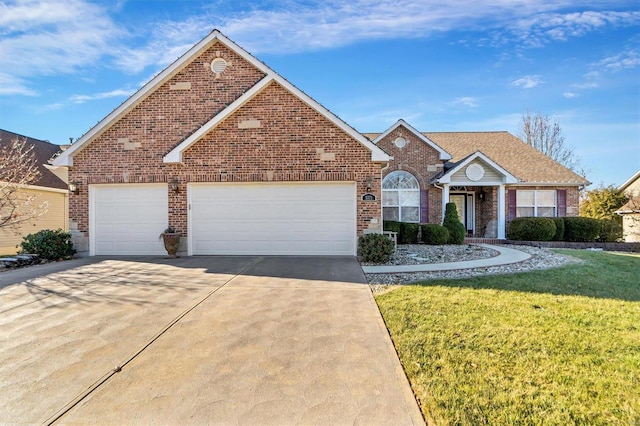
xmin=382 ymin=171 xmax=420 ymax=222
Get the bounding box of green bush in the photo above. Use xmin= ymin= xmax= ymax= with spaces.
xmin=563 ymin=217 xmax=601 ymax=242
xmin=358 ymin=233 xmax=395 ymax=263
xmin=421 ymin=224 xmax=450 ymax=245
xmin=399 ymin=222 xmax=420 ymax=244
xmin=383 ymin=220 xmax=401 ymax=233
xmin=443 ymin=203 xmax=466 ymax=245
xmin=20 ymin=229 xmax=75 ymax=260
xmin=507 ymin=217 xmax=556 ymax=241
xmin=597 ymin=218 xmax=623 ymax=242
xmin=551 ymin=217 xmax=565 ymax=241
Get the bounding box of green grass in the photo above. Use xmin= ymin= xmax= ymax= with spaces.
xmin=376 ymin=250 xmax=640 ymax=425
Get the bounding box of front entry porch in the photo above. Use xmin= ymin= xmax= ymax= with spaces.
xmin=448 ymin=186 xmax=502 ymax=239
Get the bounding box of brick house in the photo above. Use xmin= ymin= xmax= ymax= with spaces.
xmin=53 ymin=30 xmax=589 ymax=256
xmin=366 ymin=120 xmax=589 ymax=239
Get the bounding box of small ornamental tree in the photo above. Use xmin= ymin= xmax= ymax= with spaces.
xmin=443 ymin=202 xmax=466 ymax=244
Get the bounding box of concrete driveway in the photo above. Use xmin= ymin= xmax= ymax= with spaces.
xmin=0 ymin=256 xmax=423 ymax=425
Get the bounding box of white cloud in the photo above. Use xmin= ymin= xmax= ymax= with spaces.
xmin=595 ymin=48 xmax=640 ymax=72
xmin=511 ymin=75 xmax=543 ymax=89
xmin=572 ymin=81 xmax=598 ymax=89
xmin=70 ymin=88 xmax=135 ymax=104
xmin=508 ymin=11 xmax=640 ymax=47
xmin=563 ymin=92 xmax=579 ymax=98
xmin=0 ymin=0 xmax=121 ymax=95
xmin=0 ymin=73 xmax=38 ymax=96
xmin=452 ymin=97 xmax=479 ymax=107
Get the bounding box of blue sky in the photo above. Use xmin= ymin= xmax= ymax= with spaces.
xmin=1 ymin=0 xmax=638 ymax=188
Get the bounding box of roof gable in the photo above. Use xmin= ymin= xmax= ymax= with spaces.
xmin=372 ymin=119 xmax=451 ymax=161
xmin=437 ymin=151 xmax=518 ymax=184
xmin=426 ymin=131 xmax=589 ymax=186
xmin=54 ymin=30 xmax=388 ymax=166
xmin=0 ymin=129 xmax=67 ymax=190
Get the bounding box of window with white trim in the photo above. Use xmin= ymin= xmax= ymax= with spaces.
xmin=382 ymin=171 xmax=420 ymax=222
xmin=516 ymin=190 xmax=557 ymax=217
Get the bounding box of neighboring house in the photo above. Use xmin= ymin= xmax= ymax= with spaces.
xmin=52 ymin=30 xmax=589 ymax=256
xmin=616 ymin=170 xmax=640 ymax=242
xmin=0 ymin=129 xmax=69 ymax=254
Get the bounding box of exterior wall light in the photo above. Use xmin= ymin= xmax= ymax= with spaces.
xmin=366 ymin=177 xmax=373 ymax=192
xmin=68 ymin=181 xmax=80 ymax=195
xmin=169 ymin=178 xmax=180 ymax=193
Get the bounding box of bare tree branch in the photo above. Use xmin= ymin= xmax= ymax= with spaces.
xmin=517 ymin=110 xmax=583 ymax=174
xmin=0 ymin=137 xmax=49 ymax=230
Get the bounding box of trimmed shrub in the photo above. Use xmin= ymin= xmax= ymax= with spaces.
xmin=507 ymin=217 xmax=556 ymax=241
xmin=358 ymin=233 xmax=395 ymax=263
xmin=421 ymin=224 xmax=450 ymax=245
xmin=20 ymin=229 xmax=75 ymax=261
xmin=563 ymin=217 xmax=601 ymax=242
xmin=443 ymin=203 xmax=466 ymax=245
xmin=597 ymin=218 xmax=623 ymax=242
xmin=383 ymin=220 xmax=401 ymax=234
xmin=551 ymin=217 xmax=565 ymax=241
xmin=399 ymin=222 xmax=420 ymax=244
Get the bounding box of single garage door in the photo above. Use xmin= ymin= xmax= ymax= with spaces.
xmin=91 ymin=184 xmax=168 ymax=255
xmin=189 ymin=182 xmax=356 ymax=255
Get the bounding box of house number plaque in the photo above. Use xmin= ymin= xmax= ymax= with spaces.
xmin=361 ymin=193 xmax=377 ymax=201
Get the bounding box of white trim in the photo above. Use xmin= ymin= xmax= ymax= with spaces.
xmin=497 ymin=185 xmax=506 ymax=239
xmin=164 ymin=74 xmax=389 ymax=163
xmin=619 ymin=170 xmax=640 ymax=191
xmin=438 ymin=151 xmax=518 ymax=184
xmin=0 ymin=182 xmax=68 ymax=194
xmin=372 ymin=119 xmax=451 ymax=161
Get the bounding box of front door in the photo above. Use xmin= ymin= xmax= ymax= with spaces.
xmin=450 ymin=193 xmax=474 ymax=234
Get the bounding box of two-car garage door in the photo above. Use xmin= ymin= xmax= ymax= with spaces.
xmin=91 ymin=182 xmax=356 ymax=256
xmin=189 ymin=182 xmax=356 ymax=255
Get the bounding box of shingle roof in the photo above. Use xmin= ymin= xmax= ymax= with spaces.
xmin=364 ymin=130 xmax=589 ymax=185
xmin=0 ymin=129 xmax=67 ymax=190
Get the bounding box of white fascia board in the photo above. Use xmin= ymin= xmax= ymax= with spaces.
xmin=619 ymin=170 xmax=640 ymax=191
xmin=372 ymin=119 xmax=452 ymax=161
xmin=269 ymin=74 xmax=389 ymax=163
xmin=438 ymin=151 xmax=518 ymax=184
xmin=164 ymin=77 xmax=273 ymax=163
xmin=53 ymin=30 xmax=272 ymax=168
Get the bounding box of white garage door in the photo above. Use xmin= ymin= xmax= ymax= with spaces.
xmin=189 ymin=182 xmax=356 ymax=255
xmin=91 ymin=184 xmax=168 ymax=255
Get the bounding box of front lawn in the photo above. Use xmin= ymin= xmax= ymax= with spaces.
xmin=376 ymin=250 xmax=640 ymax=425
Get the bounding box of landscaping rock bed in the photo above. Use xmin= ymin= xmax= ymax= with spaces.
xmin=361 ymin=244 xmax=499 ymax=266
xmin=367 ymin=245 xmax=575 ymax=292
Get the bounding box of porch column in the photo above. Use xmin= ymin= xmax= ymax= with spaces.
xmin=497 ymin=184 xmax=506 ymax=239
xmin=442 ymin=184 xmax=450 ymax=223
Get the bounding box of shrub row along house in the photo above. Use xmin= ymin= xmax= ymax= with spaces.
xmin=52 ymin=30 xmax=589 ymax=256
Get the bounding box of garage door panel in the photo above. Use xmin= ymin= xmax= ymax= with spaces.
xmin=92 ymin=185 xmax=168 ymax=255
xmin=190 ymin=183 xmax=356 ymax=255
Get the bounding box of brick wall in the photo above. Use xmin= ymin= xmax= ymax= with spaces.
xmin=375 ymin=127 xmax=445 ymax=223
xmin=68 ymin=41 xmax=382 ymax=245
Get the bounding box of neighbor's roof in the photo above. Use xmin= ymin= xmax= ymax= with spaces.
xmin=364 ymin=130 xmax=589 ymax=185
xmin=619 ymin=170 xmax=640 ymax=192
xmin=0 ymin=129 xmax=67 ymax=190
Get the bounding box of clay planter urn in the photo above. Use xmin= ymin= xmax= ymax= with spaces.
xmin=160 ymin=226 xmax=181 ymax=258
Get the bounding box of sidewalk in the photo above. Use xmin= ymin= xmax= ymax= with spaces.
xmin=361 ymin=244 xmax=531 ymax=274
